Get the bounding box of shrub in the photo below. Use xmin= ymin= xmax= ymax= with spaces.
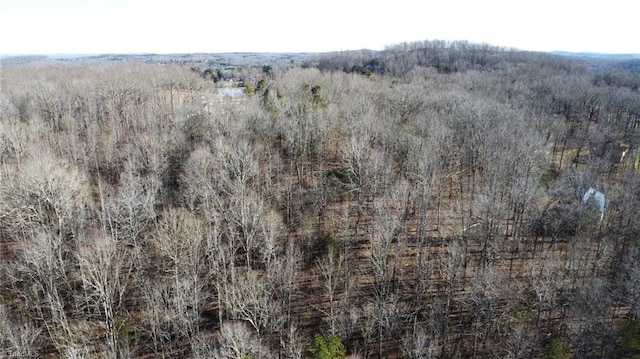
xmin=321 ymin=233 xmax=341 ymax=260
xmin=542 ymin=337 xmax=569 ymax=359
xmin=244 ymin=83 xmax=255 ymax=97
xmin=615 ymin=319 xmax=640 ymax=359
xmin=310 ymin=334 xmax=346 ymax=359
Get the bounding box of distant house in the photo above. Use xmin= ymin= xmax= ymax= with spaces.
xmin=217 ymin=88 xmax=245 ymax=98
xmin=201 ymin=87 xmax=246 ymax=112
xmin=582 ymin=187 xmax=607 ymax=221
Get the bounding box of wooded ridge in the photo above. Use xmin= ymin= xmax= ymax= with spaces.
xmin=1 ymin=40 xmax=640 ymax=358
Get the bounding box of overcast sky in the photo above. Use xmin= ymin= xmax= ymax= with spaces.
xmin=0 ymin=0 xmax=637 ymax=55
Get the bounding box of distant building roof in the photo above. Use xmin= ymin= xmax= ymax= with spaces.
xmin=582 ymin=187 xmax=607 ymax=221
xmin=217 ymin=88 xmax=245 ymax=98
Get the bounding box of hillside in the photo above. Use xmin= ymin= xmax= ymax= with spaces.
xmin=1 ymin=41 xmax=640 ymax=358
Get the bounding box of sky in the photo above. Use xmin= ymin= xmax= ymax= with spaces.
xmin=0 ymin=0 xmax=638 ymax=55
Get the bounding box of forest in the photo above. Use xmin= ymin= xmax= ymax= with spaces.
xmin=1 ymin=40 xmax=640 ymax=358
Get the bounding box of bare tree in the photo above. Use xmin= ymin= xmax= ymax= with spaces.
xmin=140 ymin=277 xmax=174 ymax=356
xmin=152 ymin=207 xmax=208 ymax=340
xmin=402 ymin=325 xmax=437 ymax=359
xmin=227 ymin=189 xmax=265 ymax=269
xmin=464 ymin=265 xmax=509 ymax=359
xmin=10 ymin=228 xmax=80 ymax=353
xmin=529 ymin=255 xmax=563 ymax=333
xmin=624 ymin=247 xmax=640 ymax=318
xmin=0 ymin=148 xmax=90 ymax=241
xmin=77 ymin=232 xmax=132 ymax=358
xmin=566 ymin=277 xmax=614 ymax=358
xmin=102 ymin=155 xmax=161 ymax=245
xmin=231 ymin=268 xmax=273 ymax=336
xmin=368 ymin=189 xmax=407 ymax=358
xmin=267 ymin=239 xmax=303 ymax=349
xmin=501 ymin=323 xmax=536 ymax=359
xmin=281 ymin=322 xmax=305 ymax=359
xmin=180 ymin=145 xmax=220 ymax=219
xmin=212 ymin=321 xmax=273 ymax=359
xmin=437 ymin=237 xmax=467 ymax=359
xmin=316 ymin=241 xmax=344 ymax=335
xmin=0 ymin=304 xmax=42 ymax=358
